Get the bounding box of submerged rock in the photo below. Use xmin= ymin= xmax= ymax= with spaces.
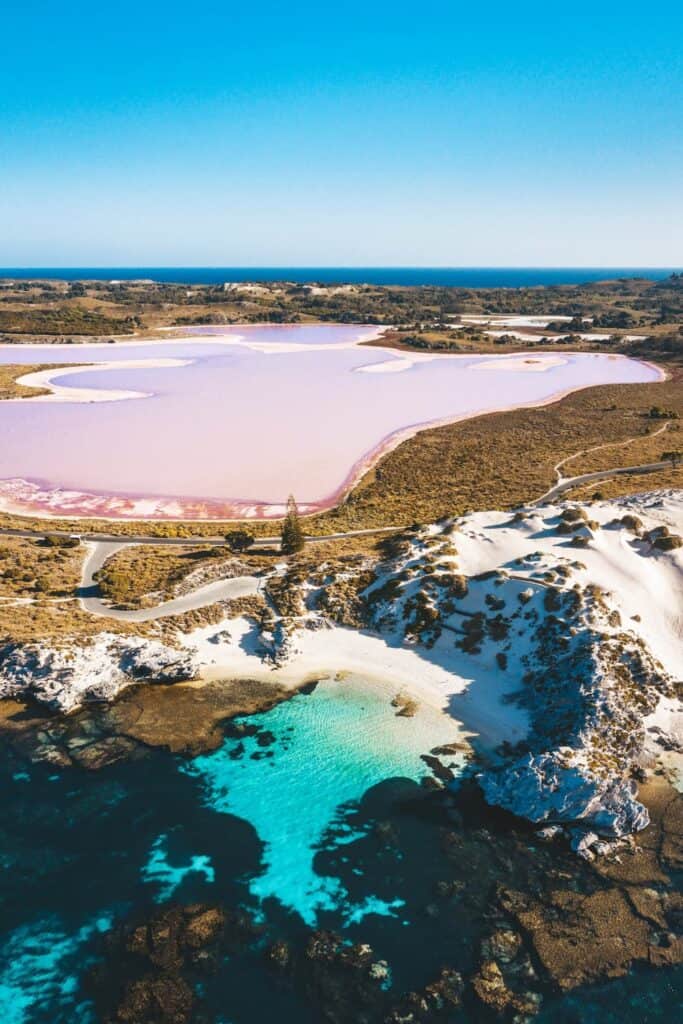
xmin=114 ymin=974 xmax=194 ymax=1024
xmin=471 ymin=959 xmax=513 ymax=1013
xmin=90 ymin=903 xmax=261 ymax=1024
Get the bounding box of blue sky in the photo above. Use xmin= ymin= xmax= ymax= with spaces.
xmin=1 ymin=1 xmax=681 ymax=266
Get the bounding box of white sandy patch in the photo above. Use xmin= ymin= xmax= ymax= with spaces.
xmin=0 ymin=325 xmax=385 ymax=368
xmin=161 ymin=324 xmax=384 ymax=351
xmin=453 ymin=494 xmax=683 ymax=681
xmin=470 ymin=354 xmax=568 ymax=372
xmin=355 ymin=352 xmax=443 ymax=374
xmin=462 ymin=315 xmax=577 ymax=328
xmin=643 ymin=695 xmax=683 ymax=790
xmin=11 ymin=359 xmax=192 ymax=403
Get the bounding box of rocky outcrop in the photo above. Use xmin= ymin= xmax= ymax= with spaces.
xmin=480 ymin=755 xmax=649 ymax=838
xmin=0 ymin=633 xmax=201 ymax=711
xmin=0 ymin=677 xmax=292 ymax=770
xmin=479 ymin=587 xmax=673 ymax=843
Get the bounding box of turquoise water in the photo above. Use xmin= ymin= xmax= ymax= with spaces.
xmin=1 ymin=675 xmax=679 ymax=1022
xmin=183 ymin=675 xmax=465 ymax=925
xmin=142 ymin=833 xmax=216 ymax=900
xmin=0 ymin=914 xmax=113 ymax=1024
xmin=0 ymin=675 xmax=465 ymax=1022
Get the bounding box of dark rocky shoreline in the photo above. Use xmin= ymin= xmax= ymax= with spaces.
xmin=0 ymin=677 xmax=293 ymax=768
xmin=1 ymin=682 xmax=681 ymax=1024
xmin=89 ymin=775 xmax=682 ymax=1022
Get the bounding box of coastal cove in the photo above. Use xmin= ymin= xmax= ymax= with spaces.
xmin=3 ymin=0 xmax=682 ymax=1019
xmin=0 ymin=324 xmax=661 ymax=521
xmin=1 ymin=669 xmax=681 ymax=1024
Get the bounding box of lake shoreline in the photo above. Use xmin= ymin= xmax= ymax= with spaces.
xmin=0 ymin=333 xmax=664 ymax=522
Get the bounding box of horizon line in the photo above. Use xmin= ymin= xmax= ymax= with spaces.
xmin=1 ymin=264 xmax=681 ymax=271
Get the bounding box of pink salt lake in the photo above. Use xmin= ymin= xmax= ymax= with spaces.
xmin=0 ymin=325 xmax=661 ymax=520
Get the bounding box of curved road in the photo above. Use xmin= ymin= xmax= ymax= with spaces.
xmin=538 ymin=421 xmax=673 ymax=503
xmin=79 ymin=541 xmax=261 ymax=622
xmin=538 ymin=458 xmax=673 ymax=504
xmin=1 ymin=525 xmax=400 ymax=623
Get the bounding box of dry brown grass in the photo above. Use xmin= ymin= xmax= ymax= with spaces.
xmin=157 ymin=595 xmax=267 ymax=643
xmin=294 ymin=535 xmax=386 ymax=562
xmin=94 ymin=544 xmax=231 ymax=607
xmin=561 ymin=420 xmax=682 ymax=476
xmin=0 ymin=305 xmax=134 ymax=336
xmin=94 ymin=544 xmax=281 ymax=608
xmin=0 ymin=536 xmax=83 ymax=597
xmin=569 ymin=467 xmax=683 ymax=503
xmin=0 ymin=536 xmax=145 ymax=642
xmin=0 ymin=363 xmax=55 ymax=399
xmin=0 ymin=601 xmax=148 ymax=645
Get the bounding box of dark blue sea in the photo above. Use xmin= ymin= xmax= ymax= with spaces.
xmin=0 ymin=267 xmax=680 ymax=287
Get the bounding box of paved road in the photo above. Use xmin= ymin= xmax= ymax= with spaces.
xmin=538 ymin=459 xmax=672 ymax=504
xmin=0 ymin=524 xmax=400 ymax=548
xmin=78 ymin=540 xmax=261 ymax=621
xmin=538 ymin=421 xmax=672 ymax=503
xmin=1 ymin=522 xmax=400 ymax=623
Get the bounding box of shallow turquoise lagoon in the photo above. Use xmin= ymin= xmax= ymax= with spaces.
xmin=183 ymin=674 xmax=465 ymax=925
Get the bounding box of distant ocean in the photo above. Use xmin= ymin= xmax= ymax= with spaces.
xmin=0 ymin=267 xmax=680 ymax=287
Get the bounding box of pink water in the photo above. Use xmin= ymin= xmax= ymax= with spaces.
xmin=0 ymin=325 xmax=661 ymax=519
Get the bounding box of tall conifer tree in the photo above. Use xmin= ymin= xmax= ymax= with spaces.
xmin=280 ymin=494 xmax=305 ymax=554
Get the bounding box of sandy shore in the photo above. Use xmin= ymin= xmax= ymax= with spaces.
xmin=470 ymin=353 xmax=568 ymax=372
xmin=10 ymin=358 xmax=192 ymax=403
xmin=185 ymin=616 xmax=529 ymax=751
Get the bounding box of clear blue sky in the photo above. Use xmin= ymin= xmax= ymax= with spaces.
xmin=1 ymin=1 xmax=681 ymax=266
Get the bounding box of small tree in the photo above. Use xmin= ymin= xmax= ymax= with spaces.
xmin=224 ymin=529 xmax=255 ymax=553
xmin=280 ymin=494 xmax=305 ymax=554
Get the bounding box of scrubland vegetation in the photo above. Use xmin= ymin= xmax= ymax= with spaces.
xmin=571 ymin=467 xmax=682 ymax=502
xmin=0 ymin=536 xmax=83 ymax=597
xmin=0 ymin=364 xmax=55 ymax=399
xmin=0 ymin=275 xmax=681 ymax=355
xmin=0 ymin=537 xmax=140 ymax=643
xmin=94 ymin=545 xmax=225 ymax=608
xmin=0 ymin=304 xmax=136 ymax=337
xmin=560 ymin=420 xmax=681 ymax=476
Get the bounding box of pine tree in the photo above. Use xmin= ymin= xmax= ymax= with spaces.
xmin=280 ymin=494 xmax=305 ymax=554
